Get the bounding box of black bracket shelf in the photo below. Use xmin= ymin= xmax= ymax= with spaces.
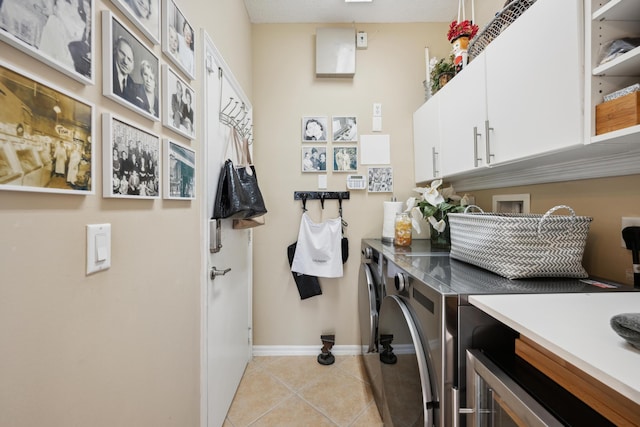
xmin=293 ymin=191 xmax=350 ymax=201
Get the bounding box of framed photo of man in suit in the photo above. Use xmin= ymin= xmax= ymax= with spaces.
xmin=102 ymin=10 xmax=160 ymax=122
xmin=0 ymin=0 xmax=94 ymax=85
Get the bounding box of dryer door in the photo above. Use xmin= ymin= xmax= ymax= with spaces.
xmin=379 ymin=294 xmax=436 ymax=427
xmin=358 ymin=262 xmax=378 ymax=353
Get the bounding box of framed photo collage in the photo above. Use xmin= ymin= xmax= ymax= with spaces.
xmin=0 ymin=0 xmax=196 ymax=200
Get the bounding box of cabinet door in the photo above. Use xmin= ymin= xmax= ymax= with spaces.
xmin=439 ymin=54 xmax=488 ymax=177
xmin=485 ymin=0 xmax=583 ymax=165
xmin=413 ymin=94 xmax=441 ymax=183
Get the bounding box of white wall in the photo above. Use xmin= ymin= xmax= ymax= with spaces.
xmin=0 ymin=0 xmax=251 ymax=425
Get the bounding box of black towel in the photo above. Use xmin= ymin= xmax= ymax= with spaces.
xmin=287 ymin=242 xmax=322 ymax=299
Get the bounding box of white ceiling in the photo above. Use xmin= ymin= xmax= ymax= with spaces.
xmin=243 ymin=0 xmax=459 ymax=24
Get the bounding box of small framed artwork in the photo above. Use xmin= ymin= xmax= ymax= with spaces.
xmin=102 ymin=113 xmax=160 ymax=199
xmin=162 ymin=64 xmax=196 ymax=139
xmin=302 ymin=116 xmax=328 ymax=142
xmin=163 ymin=139 xmax=195 ymax=199
xmin=332 ymin=116 xmax=358 ymax=142
xmin=162 ymin=0 xmax=195 ymax=80
xmin=110 ymin=0 xmax=161 ymax=45
xmin=368 ymin=167 xmax=393 ymax=193
xmin=302 ymin=146 xmax=327 ymax=172
xmin=0 ymin=61 xmax=94 ymax=195
xmin=333 ymin=146 xmax=358 ymax=172
xmin=0 ymin=0 xmax=94 ymax=85
xmin=102 ymin=11 xmax=160 ymax=122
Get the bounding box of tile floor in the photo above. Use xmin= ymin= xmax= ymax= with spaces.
xmin=223 ymin=355 xmax=384 ymax=427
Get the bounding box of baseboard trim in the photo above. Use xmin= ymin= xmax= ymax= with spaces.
xmin=252 ymin=345 xmax=363 ymax=356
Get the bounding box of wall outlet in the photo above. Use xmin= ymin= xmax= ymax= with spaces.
xmin=373 ymin=103 xmax=382 ymax=117
xmin=621 ymin=217 xmax=640 ymax=248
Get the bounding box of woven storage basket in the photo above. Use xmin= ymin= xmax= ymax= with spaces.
xmin=448 ymin=205 xmax=592 ymax=279
xmin=468 ymin=0 xmax=537 ymax=62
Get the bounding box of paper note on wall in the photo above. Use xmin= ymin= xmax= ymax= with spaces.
xmin=360 ymin=135 xmax=390 ymax=164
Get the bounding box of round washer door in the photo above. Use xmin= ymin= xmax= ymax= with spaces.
xmin=378 ymin=294 xmax=436 ymax=427
xmin=358 ymin=263 xmax=378 ymax=353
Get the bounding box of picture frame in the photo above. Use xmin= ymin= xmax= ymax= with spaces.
xmin=102 ymin=11 xmax=160 ymax=122
xmin=301 ymin=146 xmax=327 ymax=172
xmin=302 ymin=116 xmax=328 ymax=142
xmin=163 ymin=139 xmax=195 ymax=199
xmin=332 ymin=116 xmax=358 ymax=142
xmin=332 ymin=146 xmax=358 ymax=172
xmin=0 ymin=60 xmax=94 ymax=195
xmin=110 ymin=0 xmax=161 ymax=45
xmin=102 ymin=113 xmax=160 ymax=199
xmin=0 ymin=0 xmax=94 ymax=85
xmin=162 ymin=64 xmax=195 ymax=139
xmin=368 ymin=167 xmax=393 ymax=193
xmin=162 ymin=0 xmax=195 ymax=80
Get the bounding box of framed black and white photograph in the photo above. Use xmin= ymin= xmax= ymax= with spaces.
xmin=0 ymin=61 xmax=94 ymax=194
xmin=301 ymin=146 xmax=326 ymax=172
xmin=0 ymin=0 xmax=94 ymax=85
xmin=163 ymin=138 xmax=194 ymax=200
xmin=110 ymin=0 xmax=161 ymax=45
xmin=102 ymin=11 xmax=160 ymax=122
xmin=162 ymin=64 xmax=195 ymax=139
xmin=333 ymin=146 xmax=357 ymax=172
xmin=162 ymin=0 xmax=194 ymax=80
xmin=368 ymin=166 xmax=393 ymax=193
xmin=102 ymin=113 xmax=160 ymax=199
xmin=332 ymin=116 xmax=358 ymax=142
xmin=302 ymin=116 xmax=327 ymax=142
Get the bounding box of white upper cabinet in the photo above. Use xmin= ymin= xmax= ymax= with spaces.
xmin=413 ymin=91 xmax=441 ymax=183
xmin=484 ymin=0 xmax=583 ymax=165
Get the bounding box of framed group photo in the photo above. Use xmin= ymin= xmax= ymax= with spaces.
xmin=368 ymin=167 xmax=393 ymax=193
xmin=333 ymin=146 xmax=357 ymax=172
xmin=332 ymin=116 xmax=358 ymax=142
xmin=102 ymin=11 xmax=160 ymax=122
xmin=163 ymin=139 xmax=195 ymax=200
xmin=0 ymin=61 xmax=94 ymax=195
xmin=110 ymin=0 xmax=161 ymax=45
xmin=0 ymin=0 xmax=94 ymax=85
xmin=102 ymin=113 xmax=160 ymax=199
xmin=301 ymin=146 xmax=327 ymax=172
xmin=302 ymin=116 xmax=327 ymax=142
xmin=162 ymin=64 xmax=195 ymax=139
xmin=162 ymin=0 xmax=195 ymax=80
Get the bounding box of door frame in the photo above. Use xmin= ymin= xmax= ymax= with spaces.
xmin=200 ymin=30 xmax=254 ymax=427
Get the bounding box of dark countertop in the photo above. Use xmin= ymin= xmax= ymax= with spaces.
xmin=362 ymin=238 xmax=633 ymax=296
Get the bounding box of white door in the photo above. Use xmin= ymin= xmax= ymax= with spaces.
xmin=202 ymin=32 xmax=252 ymax=427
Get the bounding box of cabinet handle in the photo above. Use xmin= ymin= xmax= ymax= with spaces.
xmin=473 ymin=126 xmax=482 ymax=167
xmin=485 ymin=120 xmax=495 ymax=165
xmin=432 ymin=146 xmax=439 ymax=177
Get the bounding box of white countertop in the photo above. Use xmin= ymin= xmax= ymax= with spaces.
xmin=469 ymin=292 xmax=640 ymax=404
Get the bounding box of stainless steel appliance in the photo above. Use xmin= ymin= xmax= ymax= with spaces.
xmin=362 ymin=239 xmax=632 ymax=427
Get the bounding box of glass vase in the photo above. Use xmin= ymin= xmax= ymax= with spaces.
xmin=429 ymin=222 xmax=451 ymax=250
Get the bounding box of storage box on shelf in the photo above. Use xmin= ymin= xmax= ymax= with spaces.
xmin=587 ymin=0 xmax=640 ymax=144
xmin=596 ymin=92 xmax=640 ymax=135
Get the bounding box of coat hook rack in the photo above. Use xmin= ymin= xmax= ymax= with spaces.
xmin=293 ymin=191 xmax=350 ymax=201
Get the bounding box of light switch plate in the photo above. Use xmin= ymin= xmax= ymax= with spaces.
xmin=87 ymin=224 xmax=111 ymax=275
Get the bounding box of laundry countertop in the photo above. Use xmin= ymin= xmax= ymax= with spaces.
xmin=469 ymin=292 xmax=640 ymax=404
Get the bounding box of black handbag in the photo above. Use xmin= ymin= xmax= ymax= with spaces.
xmin=212 ymin=129 xmax=267 ymax=220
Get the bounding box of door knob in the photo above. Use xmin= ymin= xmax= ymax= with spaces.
xmin=210 ymin=267 xmax=231 ymax=280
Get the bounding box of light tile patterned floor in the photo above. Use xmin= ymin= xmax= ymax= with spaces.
xmin=223 ymin=355 xmax=384 ymax=427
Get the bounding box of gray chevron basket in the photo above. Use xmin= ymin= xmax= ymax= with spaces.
xmin=448 ymin=205 xmax=592 ymax=279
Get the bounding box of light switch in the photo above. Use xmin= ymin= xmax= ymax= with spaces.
xmin=87 ymin=224 xmax=111 ymax=275
xmin=372 ymin=116 xmax=382 ymax=132
xmin=318 ymin=174 xmax=327 ymax=189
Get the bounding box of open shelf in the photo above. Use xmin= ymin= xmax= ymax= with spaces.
xmin=593 ymin=45 xmax=640 ymax=76
xmin=592 ymin=0 xmax=640 ymax=22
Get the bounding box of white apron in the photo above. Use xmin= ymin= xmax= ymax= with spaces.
xmin=291 ymin=212 xmax=343 ymax=278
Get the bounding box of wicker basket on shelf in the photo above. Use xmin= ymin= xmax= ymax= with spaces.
xmin=468 ymin=0 xmax=537 ymax=62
